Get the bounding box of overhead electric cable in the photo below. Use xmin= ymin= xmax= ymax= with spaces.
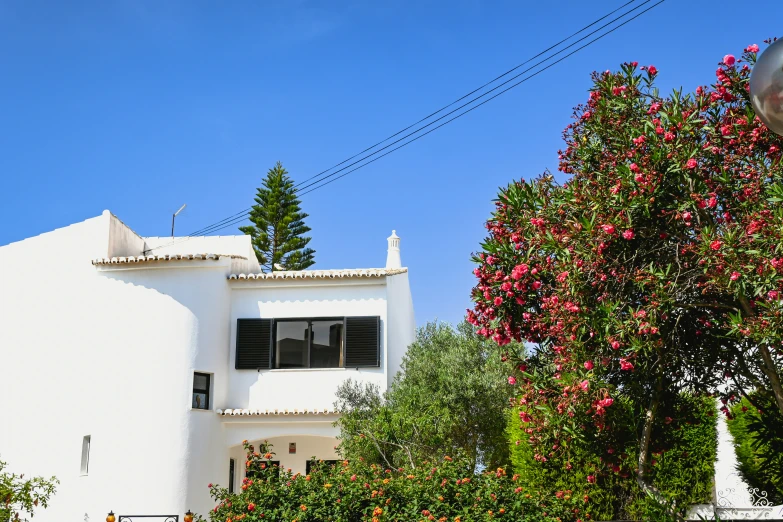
xmin=294 ymin=0 xmax=655 ymax=195
xmin=292 ymin=0 xmax=641 ymax=189
xmin=144 ymin=0 xmax=663 ymax=251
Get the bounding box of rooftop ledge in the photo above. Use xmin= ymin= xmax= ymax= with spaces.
xmin=217 ymin=408 xmax=339 ymax=416
xmin=228 ymin=268 xmax=407 ymax=280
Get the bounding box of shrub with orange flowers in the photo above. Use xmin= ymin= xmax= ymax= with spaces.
xmin=204 ymin=441 xmax=576 ymax=521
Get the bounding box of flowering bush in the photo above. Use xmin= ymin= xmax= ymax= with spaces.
xmin=0 ymin=459 xmax=58 ymax=522
xmin=508 ymin=393 xmax=717 ymax=521
xmin=469 ymin=42 xmax=783 ymax=515
xmin=204 ymin=441 xmax=578 ymax=522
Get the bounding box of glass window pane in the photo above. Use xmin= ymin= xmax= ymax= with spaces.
xmin=310 ymin=320 xmax=343 ymax=368
xmin=276 ymin=321 xmax=309 ymax=368
xmin=193 ymin=392 xmax=207 ymax=409
xmin=194 ymin=373 xmax=209 ymax=390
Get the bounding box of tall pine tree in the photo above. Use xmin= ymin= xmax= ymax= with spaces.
xmin=240 ymin=162 xmax=315 ymax=271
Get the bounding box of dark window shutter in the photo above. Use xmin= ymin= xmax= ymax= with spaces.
xmin=344 ymin=316 xmax=380 ymax=367
xmin=236 ymin=319 xmax=272 ymax=369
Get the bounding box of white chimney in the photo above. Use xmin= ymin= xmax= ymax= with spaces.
xmin=386 ymin=230 xmax=401 ymax=269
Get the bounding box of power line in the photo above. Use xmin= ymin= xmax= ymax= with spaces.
xmin=145 ymin=0 xmax=662 ymax=251
xmin=298 ymin=0 xmax=665 ymax=197
xmin=171 ymin=0 xmax=648 ymax=242
xmin=294 ymin=0 xmax=655 ymax=195
xmin=292 ymin=0 xmax=641 ymax=189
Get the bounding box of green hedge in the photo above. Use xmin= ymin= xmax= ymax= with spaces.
xmin=507 ymin=394 xmax=717 ymax=521
xmin=727 ymin=394 xmax=783 ymax=504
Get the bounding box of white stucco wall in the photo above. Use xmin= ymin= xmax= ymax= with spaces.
xmin=385 ymin=272 xmax=416 ymax=386
xmin=0 ymin=214 xmax=417 ymax=522
xmin=1 ymin=213 xmax=204 ymax=521
xmin=227 ymin=281 xmax=389 ymax=412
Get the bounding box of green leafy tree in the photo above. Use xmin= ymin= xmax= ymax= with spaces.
xmin=468 ymin=43 xmax=782 ymax=519
xmin=335 ymin=321 xmax=515 ymax=473
xmin=0 ymin=459 xmax=57 ymax=522
xmin=240 ymin=162 xmax=315 ymax=271
xmin=508 ymin=393 xmax=717 ymax=521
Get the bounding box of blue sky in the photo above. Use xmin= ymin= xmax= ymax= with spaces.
xmin=1 ymin=1 xmax=781 ymax=326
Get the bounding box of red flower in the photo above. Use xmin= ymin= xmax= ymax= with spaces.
xmin=622 ymin=229 xmax=634 ymax=240
xmin=768 ymin=290 xmax=780 ymax=301
xmin=723 ymin=54 xmax=736 ymax=66
xmin=730 ymin=272 xmax=741 ymax=281
xmin=710 ymin=240 xmax=722 ymax=251
xmin=532 ymin=281 xmax=542 ymax=290
xmin=746 ymin=44 xmax=760 ymax=53
xmin=584 ymin=360 xmax=594 ymax=370
xmin=493 ymin=296 xmax=503 ymax=306
xmin=648 ymin=65 xmax=657 ymax=75
xmin=248 ymin=503 xmax=255 ymax=512
xmin=682 ymin=211 xmax=692 ymax=221
xmin=511 ymin=264 xmax=529 ymax=280
xmin=610 ymin=341 xmax=620 ymax=350
xmin=601 ymin=224 xmax=616 ymax=234
xmin=580 ymin=380 xmax=589 ymax=391
xmin=587 ymin=475 xmax=596 ymax=483
xmin=508 ymin=376 xmax=517 ymax=385
xmin=620 ymin=359 xmax=634 ymax=371
xmin=686 ymin=158 xmax=698 ymax=169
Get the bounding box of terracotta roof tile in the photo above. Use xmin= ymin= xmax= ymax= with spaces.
xmin=228 ymin=268 xmax=407 ymax=280
xmin=217 ymin=408 xmax=338 ymax=416
xmin=93 ymin=253 xmax=246 ymax=265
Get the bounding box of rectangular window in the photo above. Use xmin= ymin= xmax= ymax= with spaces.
xmin=235 ymin=316 xmax=379 ymax=370
xmin=80 ymin=435 xmax=91 ymax=475
xmin=306 ymin=459 xmax=340 ymax=475
xmin=192 ymin=372 xmax=211 ymax=410
xmin=229 ymin=459 xmax=235 ymax=494
xmin=274 ymin=318 xmax=345 ymax=369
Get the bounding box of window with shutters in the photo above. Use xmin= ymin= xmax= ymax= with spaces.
xmin=235 ymin=316 xmax=380 ymax=370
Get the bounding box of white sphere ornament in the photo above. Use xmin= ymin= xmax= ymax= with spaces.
xmin=750 ymin=38 xmax=783 ymax=136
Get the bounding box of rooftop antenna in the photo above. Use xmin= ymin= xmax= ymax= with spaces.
xmin=171 ymin=204 xmax=187 ymax=237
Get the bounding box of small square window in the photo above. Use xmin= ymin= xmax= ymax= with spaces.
xmin=192 ymin=372 xmax=211 ymax=410
xmin=80 ymin=435 xmax=91 ymax=475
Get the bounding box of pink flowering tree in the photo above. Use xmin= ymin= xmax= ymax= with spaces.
xmin=469 ymin=42 xmax=783 ymax=515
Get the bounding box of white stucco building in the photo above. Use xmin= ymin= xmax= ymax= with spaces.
xmin=0 ymin=211 xmax=416 ymax=521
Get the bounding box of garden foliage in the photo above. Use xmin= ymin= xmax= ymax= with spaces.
xmin=727 ymin=394 xmax=783 ymax=504
xmin=204 ymin=441 xmax=579 ymax=522
xmin=468 ymin=42 xmax=783 ymax=515
xmin=508 ymin=393 xmax=717 ymax=521
xmin=0 ymin=459 xmax=57 ymax=522
xmin=335 ymin=321 xmax=515 ymax=473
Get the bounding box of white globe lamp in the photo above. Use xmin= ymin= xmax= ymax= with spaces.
xmin=750 ymin=38 xmax=783 ymax=136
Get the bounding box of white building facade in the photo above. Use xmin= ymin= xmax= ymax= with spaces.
xmin=0 ymin=211 xmax=415 ymax=521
